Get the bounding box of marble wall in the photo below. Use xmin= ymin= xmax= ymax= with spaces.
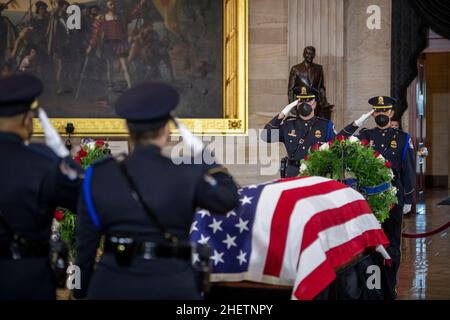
xmin=226 ymin=0 xmax=392 ymax=186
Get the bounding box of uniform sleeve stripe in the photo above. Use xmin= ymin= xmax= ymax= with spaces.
xmin=402 ymin=134 xmax=410 ymax=161
xmin=326 ymin=121 xmax=333 ymax=142
xmin=83 ymin=166 xmax=102 ymax=230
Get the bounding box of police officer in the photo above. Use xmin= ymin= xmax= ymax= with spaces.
xmin=73 ymin=82 xmax=240 ymax=300
xmin=262 ymin=86 xmax=373 ymax=178
xmin=0 ymin=74 xmax=82 ymax=300
xmin=344 ymin=96 xmax=415 ymax=295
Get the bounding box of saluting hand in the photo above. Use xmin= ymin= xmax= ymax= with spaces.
xmin=354 ymin=110 xmax=374 ymax=127
xmin=38 ymin=108 xmax=70 ymax=158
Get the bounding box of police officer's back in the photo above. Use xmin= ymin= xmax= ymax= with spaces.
xmin=73 ymin=83 xmax=240 ymax=300
xmin=0 ymin=74 xmax=81 ymax=300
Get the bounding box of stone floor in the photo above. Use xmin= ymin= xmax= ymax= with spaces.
xmin=397 ymin=189 xmax=450 ymax=300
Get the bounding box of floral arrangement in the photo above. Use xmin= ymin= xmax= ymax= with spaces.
xmin=53 ymin=139 xmax=111 ymax=258
xmin=299 ymin=135 xmax=398 ymax=222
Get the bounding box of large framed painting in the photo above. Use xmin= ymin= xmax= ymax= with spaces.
xmin=1 ymin=0 xmax=247 ymax=136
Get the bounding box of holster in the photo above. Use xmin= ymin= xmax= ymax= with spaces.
xmin=280 ymin=157 xmax=288 ymax=178
xmin=192 ymin=244 xmax=212 ymax=294
xmin=106 ymin=235 xmax=138 ymax=267
xmin=49 ymin=238 xmax=69 ymax=288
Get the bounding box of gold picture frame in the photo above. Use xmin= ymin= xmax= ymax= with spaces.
xmin=33 ymin=0 xmax=248 ymax=137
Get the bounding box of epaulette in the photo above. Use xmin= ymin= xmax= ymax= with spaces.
xmin=316 ymin=116 xmax=329 ymax=123
xmin=207 ymin=166 xmax=229 ymax=176
xmin=27 ymin=143 xmax=59 ymax=162
xmin=286 ymin=116 xmax=297 ymax=122
xmin=392 ymin=127 xmax=408 ymax=137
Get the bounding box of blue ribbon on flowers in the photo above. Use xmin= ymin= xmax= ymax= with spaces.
xmin=360 ymin=182 xmax=392 ymax=196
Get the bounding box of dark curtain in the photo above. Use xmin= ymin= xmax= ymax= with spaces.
xmin=391 ymin=0 xmax=450 ymax=121
xmin=412 ymin=0 xmax=450 ymax=39
xmin=390 ymin=0 xmax=428 ymax=121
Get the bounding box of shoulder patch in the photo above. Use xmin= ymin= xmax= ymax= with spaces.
xmin=316 ymin=117 xmax=329 ymax=122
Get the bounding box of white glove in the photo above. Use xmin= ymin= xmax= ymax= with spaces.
xmin=175 ymin=118 xmax=204 ymax=157
xmin=38 ymin=108 xmax=70 ymax=158
xmin=354 ymin=110 xmax=374 ymax=127
xmin=281 ymin=100 xmax=299 ymax=117
xmin=403 ymin=204 xmax=412 ymax=215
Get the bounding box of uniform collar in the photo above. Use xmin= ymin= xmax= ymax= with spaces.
xmin=299 ymin=116 xmax=316 ymax=125
xmin=0 ymin=132 xmax=24 ymax=143
xmin=375 ymin=127 xmax=393 ymax=134
xmin=132 ymin=143 xmax=162 ymax=156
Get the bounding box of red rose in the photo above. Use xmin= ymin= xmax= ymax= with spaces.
xmin=386 ymin=161 xmax=392 ymax=168
xmin=328 ymin=140 xmax=334 ymax=146
xmin=374 ymin=151 xmax=380 ymax=158
xmin=54 ymin=210 xmax=64 ymax=222
xmin=312 ymin=143 xmax=319 ymax=151
xmin=95 ymin=140 xmax=105 ymax=148
xmin=78 ymin=149 xmax=88 ymax=158
xmin=337 ymin=135 xmax=345 ymax=142
xmin=74 ymin=156 xmax=82 ymax=164
xmin=305 ymin=155 xmax=310 ymax=161
xmin=361 ymin=139 xmax=369 ymax=146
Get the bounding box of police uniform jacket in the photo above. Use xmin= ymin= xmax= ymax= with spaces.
xmin=74 ymin=144 xmax=239 ymax=300
xmin=262 ymin=115 xmax=337 ymax=177
xmin=0 ymin=132 xmax=81 ymax=300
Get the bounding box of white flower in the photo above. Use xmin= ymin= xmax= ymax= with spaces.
xmin=388 ymin=169 xmax=395 ymax=180
xmin=349 ymin=136 xmax=360 ymax=143
xmin=390 ymin=186 xmax=398 ymax=196
xmin=300 ymin=163 xmax=308 ymax=173
xmin=319 ymin=143 xmax=330 ymax=151
xmin=377 ymin=154 xmax=385 ymax=161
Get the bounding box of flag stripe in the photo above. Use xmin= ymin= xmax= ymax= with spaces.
xmin=296 ymin=214 xmax=383 ymax=284
xmin=300 ymin=199 xmax=372 ymax=251
xmin=280 ymin=187 xmax=370 ymax=280
xmin=264 ymin=180 xmax=350 ymax=277
xmin=293 ymin=228 xmax=388 ymax=300
xmin=248 ymin=177 xmax=329 ymax=275
xmin=293 ymin=215 xmax=389 ymax=299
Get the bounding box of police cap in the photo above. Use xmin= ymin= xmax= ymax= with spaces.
xmin=0 ymin=74 xmax=43 ymax=117
xmin=369 ymin=96 xmax=396 ymax=112
xmin=115 ymin=82 xmax=179 ymax=131
xmin=293 ymin=86 xmax=318 ymax=101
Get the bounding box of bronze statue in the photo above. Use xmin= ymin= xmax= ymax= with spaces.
xmin=288 ymin=46 xmax=333 ymax=119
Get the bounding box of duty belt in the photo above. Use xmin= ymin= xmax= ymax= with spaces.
xmin=287 ymin=159 xmax=301 ymax=167
xmin=104 ymin=236 xmax=192 ymax=262
xmin=0 ymin=240 xmax=49 ymax=259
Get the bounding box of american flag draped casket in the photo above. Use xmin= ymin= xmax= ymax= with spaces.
xmin=190 ymin=176 xmax=390 ymax=300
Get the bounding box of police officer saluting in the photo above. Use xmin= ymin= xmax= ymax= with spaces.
xmin=262 ymin=86 xmax=332 ymax=177
xmin=345 ymin=96 xmax=416 ymax=296
xmin=0 ymin=74 xmax=82 ymax=300
xmin=262 ymin=86 xmax=373 ymax=178
xmin=73 ymin=82 xmax=239 ymax=300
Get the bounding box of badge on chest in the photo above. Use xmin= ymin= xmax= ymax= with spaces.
xmin=315 ymin=130 xmax=322 ymax=139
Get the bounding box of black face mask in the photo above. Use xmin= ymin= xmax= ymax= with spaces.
xmin=298 ymin=103 xmax=313 ymax=117
xmin=375 ymin=114 xmax=390 ymax=128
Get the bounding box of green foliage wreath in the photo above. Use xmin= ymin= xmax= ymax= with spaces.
xmin=299 ymin=135 xmax=398 ymax=222
xmin=53 ymin=139 xmax=111 ymax=258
